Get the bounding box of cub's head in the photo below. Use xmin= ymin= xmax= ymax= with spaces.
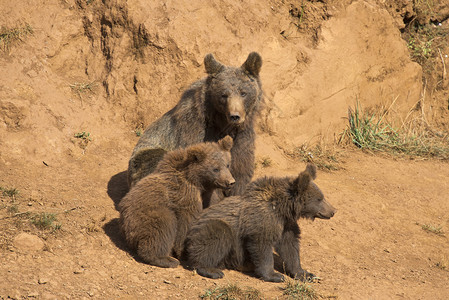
xmin=292 ymin=164 xmax=336 ymax=220
xmin=204 ymin=52 xmax=263 ymax=128
xmin=184 ymin=136 xmax=235 ymax=191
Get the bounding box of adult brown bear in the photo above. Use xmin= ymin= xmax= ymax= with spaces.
xmin=184 ymin=164 xmax=336 ymax=282
xmin=128 ymin=52 xmax=263 ymax=206
xmin=119 ymin=136 xmax=234 ymax=268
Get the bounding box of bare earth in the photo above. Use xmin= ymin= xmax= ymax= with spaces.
xmin=1 ymin=0 xmax=449 ymax=299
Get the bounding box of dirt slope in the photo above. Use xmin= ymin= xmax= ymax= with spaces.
xmin=1 ymin=0 xmax=449 ymax=299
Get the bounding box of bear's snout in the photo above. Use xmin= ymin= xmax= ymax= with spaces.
xmin=226 ymin=178 xmax=236 ymax=187
xmin=230 ymin=114 xmax=241 ymax=122
xmin=227 ymin=96 xmax=245 ymax=124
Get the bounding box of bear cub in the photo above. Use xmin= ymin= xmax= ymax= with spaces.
xmin=119 ymin=136 xmax=234 ymax=268
xmin=185 ymin=163 xmax=336 ymax=282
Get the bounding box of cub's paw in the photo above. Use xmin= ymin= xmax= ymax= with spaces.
xmin=294 ymin=269 xmax=315 ymax=282
xmin=262 ymin=271 xmax=284 ymax=283
xmin=151 ymin=256 xmax=180 ymax=268
xmin=196 ymin=267 xmax=224 ymax=279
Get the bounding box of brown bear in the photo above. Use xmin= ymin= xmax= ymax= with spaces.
xmin=184 ymin=164 xmax=336 ymax=282
xmin=119 ymin=136 xmax=235 ymax=268
xmin=128 ymin=52 xmax=263 ymax=205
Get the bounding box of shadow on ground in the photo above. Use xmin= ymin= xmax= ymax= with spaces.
xmin=107 ymin=170 xmax=129 ymax=210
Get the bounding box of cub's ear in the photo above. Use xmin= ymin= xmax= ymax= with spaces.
xmin=293 ymin=164 xmax=316 ymax=194
xmin=186 ymin=147 xmax=207 ymax=165
xmin=218 ymin=135 xmax=233 ymax=151
xmin=204 ymin=53 xmax=224 ymax=75
xmin=305 ymin=163 xmax=317 ymax=180
xmin=241 ymin=52 xmax=262 ymax=77
xmin=293 ymin=171 xmax=312 ymax=194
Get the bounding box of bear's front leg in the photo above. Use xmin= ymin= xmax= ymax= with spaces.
xmin=248 ymin=240 xmax=284 ymax=282
xmin=275 ymin=222 xmax=315 ymax=282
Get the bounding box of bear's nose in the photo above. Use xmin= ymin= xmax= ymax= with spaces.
xmin=230 ymin=114 xmax=240 ymax=122
xmin=227 ymin=179 xmax=235 ymax=187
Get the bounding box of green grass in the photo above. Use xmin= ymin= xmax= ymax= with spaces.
xmin=135 ymin=127 xmax=143 ymax=137
xmin=31 ymin=212 xmax=61 ymax=231
xmin=200 ymin=284 xmax=263 ymax=300
xmin=421 ymin=223 xmax=444 ymax=236
xmin=260 ymin=156 xmax=273 ymax=168
xmin=70 ymin=82 xmax=97 ymax=95
xmin=0 ymin=187 xmax=19 ymax=198
xmin=282 ymin=280 xmax=318 ymax=300
xmin=341 ymin=102 xmax=449 ymax=159
xmin=0 ymin=23 xmax=33 ymax=50
xmin=74 ymin=131 xmax=92 ymax=141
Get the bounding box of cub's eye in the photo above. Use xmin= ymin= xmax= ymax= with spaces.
xmin=213 ymin=168 xmax=220 ymax=173
xmin=227 ymin=164 xmax=230 ymax=169
xmin=221 ymin=94 xmax=228 ymax=100
xmin=240 ymin=91 xmax=247 ymax=97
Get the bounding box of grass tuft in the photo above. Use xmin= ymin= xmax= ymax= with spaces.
xmin=70 ymin=82 xmax=97 ymax=95
xmin=0 ymin=23 xmax=33 ymax=50
xmin=260 ymin=156 xmax=273 ymax=168
xmin=421 ymin=223 xmax=444 ymax=236
xmin=0 ymin=187 xmax=19 ymax=198
xmin=283 ymin=140 xmax=341 ymax=171
xmin=74 ymin=131 xmax=92 ymax=140
xmin=340 ymin=102 xmax=449 ymax=159
xmin=31 ymin=212 xmax=61 ymax=231
xmin=200 ymin=283 xmax=263 ymax=300
xmin=282 ymin=279 xmax=318 ymax=300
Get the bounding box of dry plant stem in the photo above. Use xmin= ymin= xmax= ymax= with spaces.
xmin=438 ymin=48 xmax=446 ymax=83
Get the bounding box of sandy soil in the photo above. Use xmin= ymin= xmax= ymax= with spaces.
xmin=1 ymin=0 xmax=449 ymax=299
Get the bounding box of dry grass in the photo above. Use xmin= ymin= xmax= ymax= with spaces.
xmin=200 ymin=283 xmax=263 ymax=300
xmin=0 ymin=23 xmax=33 ymax=51
xmin=284 ymin=141 xmax=341 ymax=171
xmin=282 ymin=279 xmax=318 ymax=300
xmin=421 ymin=223 xmax=444 ymax=236
xmin=340 ymin=100 xmax=449 ymax=160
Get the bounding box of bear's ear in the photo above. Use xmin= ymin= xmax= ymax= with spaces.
xmin=204 ymin=53 xmax=224 ymax=75
xmin=305 ymin=163 xmax=317 ymax=180
xmin=241 ymin=52 xmax=262 ymax=77
xmin=293 ymin=164 xmax=316 ymax=194
xmin=186 ymin=147 xmax=207 ymax=165
xmin=293 ymin=172 xmax=311 ymax=194
xmin=218 ymin=135 xmax=233 ymax=151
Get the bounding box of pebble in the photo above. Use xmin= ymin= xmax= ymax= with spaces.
xmin=38 ymin=278 xmax=49 ymax=284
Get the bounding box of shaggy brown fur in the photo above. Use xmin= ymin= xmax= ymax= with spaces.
xmin=128 ymin=52 xmax=263 ymax=203
xmin=184 ymin=164 xmax=336 ymax=282
xmin=119 ymin=136 xmax=234 ymax=268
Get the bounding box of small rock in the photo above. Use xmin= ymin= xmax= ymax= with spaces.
xmin=28 ymin=291 xmax=39 ymax=298
xmin=38 ymin=278 xmax=49 ymax=284
xmin=163 ymin=280 xmax=172 ymax=284
xmin=13 ymin=233 xmax=45 ymax=252
xmin=74 ymin=269 xmax=85 ymax=274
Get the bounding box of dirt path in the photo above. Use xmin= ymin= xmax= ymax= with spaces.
xmin=1 ymin=145 xmax=448 ymax=299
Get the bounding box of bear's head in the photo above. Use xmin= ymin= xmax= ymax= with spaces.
xmin=204 ymin=52 xmax=262 ymax=128
xmin=185 ymin=135 xmax=235 ymax=191
xmin=292 ymin=164 xmax=336 ymax=220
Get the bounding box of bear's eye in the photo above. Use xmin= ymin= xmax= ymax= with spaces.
xmin=221 ymin=94 xmax=228 ymax=101
xmin=213 ymin=168 xmax=220 ymax=173
xmin=240 ymin=91 xmax=247 ymax=97
xmin=227 ymin=164 xmax=230 ymax=169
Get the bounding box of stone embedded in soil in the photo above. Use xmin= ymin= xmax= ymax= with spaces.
xmin=13 ymin=233 xmax=45 ymax=252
